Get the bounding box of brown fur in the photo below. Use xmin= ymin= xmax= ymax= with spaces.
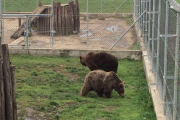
xmin=80 ymin=52 xmax=118 ymax=73
xmin=80 ymin=70 xmax=125 ymax=98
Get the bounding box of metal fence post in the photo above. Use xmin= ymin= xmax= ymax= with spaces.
xmin=147 ymin=0 xmax=151 ymax=55
xmin=50 ymin=0 xmax=54 ymax=48
xmin=162 ymin=0 xmax=169 ymax=113
xmin=144 ymin=0 xmax=148 ymax=45
xmin=114 ymin=0 xmax=127 ymax=13
xmin=86 ymin=0 xmax=89 ymax=47
xmin=151 ymin=0 xmax=155 ymax=73
xmin=25 ymin=16 xmax=29 ymax=54
xmin=173 ymin=12 xmax=180 ymax=120
xmin=101 ymin=0 xmax=103 ymax=13
xmin=156 ymin=0 xmax=161 ymax=97
xmin=134 ymin=0 xmax=136 ymax=17
xmin=3 ymin=0 xmax=5 ymax=12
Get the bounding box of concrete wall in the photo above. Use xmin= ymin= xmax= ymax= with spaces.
xmin=9 ymin=48 xmax=142 ymax=60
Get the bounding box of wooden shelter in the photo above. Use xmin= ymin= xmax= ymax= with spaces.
xmin=11 ymin=0 xmax=80 ymax=39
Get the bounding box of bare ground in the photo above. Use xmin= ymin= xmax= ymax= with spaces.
xmin=4 ymin=17 xmax=136 ymax=51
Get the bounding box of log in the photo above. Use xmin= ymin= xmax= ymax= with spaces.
xmin=0 ymin=56 xmax=5 ymax=120
xmin=2 ymin=44 xmax=13 ymax=120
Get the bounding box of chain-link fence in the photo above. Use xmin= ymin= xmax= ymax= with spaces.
xmin=0 ymin=0 xmax=136 ymax=50
xmin=134 ymin=0 xmax=180 ymax=119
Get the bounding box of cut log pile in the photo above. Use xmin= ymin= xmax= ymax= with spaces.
xmin=0 ymin=41 xmax=17 ymax=120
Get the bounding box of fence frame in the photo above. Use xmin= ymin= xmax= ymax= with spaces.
xmin=134 ymin=0 xmax=180 ymax=119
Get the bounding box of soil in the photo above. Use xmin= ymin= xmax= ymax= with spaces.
xmin=3 ymin=17 xmax=136 ymax=51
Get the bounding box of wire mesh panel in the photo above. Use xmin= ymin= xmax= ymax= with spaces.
xmin=134 ymin=0 xmax=180 ymax=119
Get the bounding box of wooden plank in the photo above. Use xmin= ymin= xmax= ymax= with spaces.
xmin=69 ymin=1 xmax=74 ymax=34
xmin=2 ymin=44 xmax=13 ymax=120
xmin=59 ymin=3 xmax=62 ymax=35
xmin=53 ymin=2 xmax=58 ymax=35
xmin=47 ymin=7 xmax=50 ymax=35
xmin=11 ymin=6 xmax=49 ymax=39
xmin=62 ymin=6 xmax=65 ymax=35
xmin=10 ymin=65 xmax=17 ymax=120
xmin=76 ymin=0 xmax=80 ymax=31
xmin=57 ymin=2 xmax=61 ymax=35
xmin=73 ymin=4 xmax=77 ymax=31
xmin=65 ymin=6 xmax=69 ymax=35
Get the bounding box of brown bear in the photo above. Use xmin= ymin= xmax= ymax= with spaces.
xmin=80 ymin=52 xmax=118 ymax=73
xmin=80 ymin=70 xmax=125 ymax=98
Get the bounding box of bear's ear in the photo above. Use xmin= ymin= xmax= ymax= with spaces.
xmin=80 ymin=56 xmax=82 ymax=59
xmin=119 ymin=81 xmax=125 ymax=87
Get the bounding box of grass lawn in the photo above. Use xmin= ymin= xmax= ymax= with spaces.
xmin=10 ymin=54 xmax=156 ymax=120
xmin=176 ymin=0 xmax=180 ymax=4
xmin=3 ymin=0 xmax=134 ymax=13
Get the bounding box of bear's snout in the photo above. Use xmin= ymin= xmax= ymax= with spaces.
xmin=120 ymin=93 xmax=124 ymax=98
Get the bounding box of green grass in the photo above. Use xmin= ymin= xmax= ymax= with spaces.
xmin=176 ymin=0 xmax=180 ymax=4
xmin=10 ymin=54 xmax=156 ymax=120
xmin=3 ymin=0 xmax=134 ymax=13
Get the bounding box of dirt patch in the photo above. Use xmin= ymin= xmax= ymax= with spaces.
xmin=4 ymin=17 xmax=136 ymax=50
xmin=102 ymin=106 xmax=119 ymax=112
xmin=21 ymin=107 xmax=47 ymax=120
xmin=53 ymin=65 xmax=79 ymax=80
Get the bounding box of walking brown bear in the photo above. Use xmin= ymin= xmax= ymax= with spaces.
xmin=79 ymin=52 xmax=118 ymax=73
xmin=80 ymin=70 xmax=125 ymax=98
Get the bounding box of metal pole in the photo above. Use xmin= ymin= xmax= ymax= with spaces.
xmin=101 ymin=0 xmax=102 ymax=13
xmin=86 ymin=0 xmax=89 ymax=47
xmin=114 ymin=0 xmax=127 ymax=13
xmin=173 ymin=12 xmax=180 ymax=120
xmin=134 ymin=0 xmax=136 ymax=18
xmin=156 ymin=0 xmax=161 ymax=98
xmin=142 ymin=0 xmax=145 ymax=40
xmin=37 ymin=0 xmax=38 ymax=8
xmin=50 ymin=0 xmax=54 ymax=48
xmin=110 ymin=10 xmax=146 ymax=50
xmin=151 ymin=0 xmax=155 ymax=73
xmin=147 ymin=0 xmax=151 ymax=55
xmin=25 ymin=16 xmax=29 ymax=54
xmin=162 ymin=0 xmax=169 ymax=113
xmin=4 ymin=0 xmax=6 ymax=12
xmin=144 ymin=0 xmax=148 ymax=45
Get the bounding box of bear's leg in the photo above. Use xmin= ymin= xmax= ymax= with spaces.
xmin=104 ymin=89 xmax=112 ymax=98
xmin=97 ymin=91 xmax=103 ymax=97
xmin=80 ymin=85 xmax=91 ymax=96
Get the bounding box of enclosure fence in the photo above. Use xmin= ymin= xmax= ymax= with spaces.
xmin=134 ymin=0 xmax=180 ymax=119
xmin=0 ymin=0 xmax=135 ymax=51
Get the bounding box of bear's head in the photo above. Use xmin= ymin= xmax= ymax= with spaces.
xmin=117 ymin=81 xmax=125 ymax=98
xmin=114 ymin=80 xmax=125 ymax=98
xmin=80 ymin=56 xmax=87 ymax=66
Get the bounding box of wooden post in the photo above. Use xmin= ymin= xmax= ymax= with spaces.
xmin=0 ymin=45 xmax=5 ymax=120
xmin=18 ymin=18 xmax=21 ymax=27
xmin=11 ymin=65 xmax=17 ymax=120
xmin=2 ymin=44 xmax=13 ymax=120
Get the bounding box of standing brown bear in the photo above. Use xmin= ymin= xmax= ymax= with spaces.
xmin=80 ymin=70 xmax=125 ymax=98
xmin=80 ymin=52 xmax=118 ymax=73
